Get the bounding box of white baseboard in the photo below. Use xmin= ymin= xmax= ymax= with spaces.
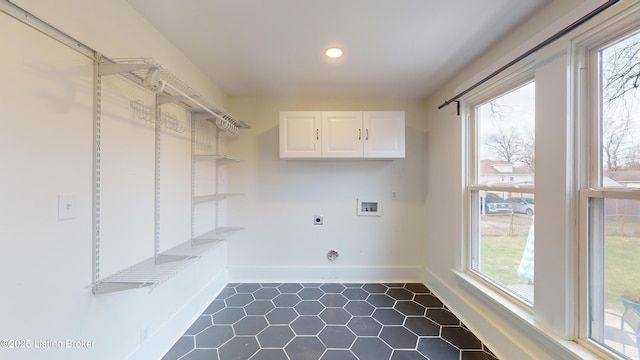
xmin=228 ymin=265 xmax=424 ymax=283
xmin=127 ymin=266 xmax=228 ymax=360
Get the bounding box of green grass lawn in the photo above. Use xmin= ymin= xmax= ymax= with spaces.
xmin=479 ymin=218 xmax=640 ymax=312
xmin=479 ymin=214 xmax=531 ymax=286
xmin=480 ymin=235 xmax=529 ymax=286
xmin=605 ymin=234 xmax=640 ymax=312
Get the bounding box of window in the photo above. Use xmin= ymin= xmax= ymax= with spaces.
xmin=584 ymin=28 xmax=640 ymax=359
xmin=467 ymin=80 xmax=536 ymax=304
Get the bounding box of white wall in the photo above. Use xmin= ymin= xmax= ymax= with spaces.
xmin=0 ymin=1 xmax=231 ymax=359
xmin=225 ymin=97 xmax=427 ymax=283
xmin=11 ymin=0 xmax=227 ymax=104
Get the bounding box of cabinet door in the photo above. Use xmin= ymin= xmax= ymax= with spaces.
xmin=280 ymin=111 xmax=322 ymax=158
xmin=322 ymin=111 xmax=363 ymax=158
xmin=363 ymin=111 xmax=405 ymax=158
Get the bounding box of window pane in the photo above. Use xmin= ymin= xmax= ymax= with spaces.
xmin=476 ymin=82 xmax=535 ymax=186
xmin=590 ymin=198 xmax=640 ymax=360
xmin=601 ymin=31 xmax=640 ymax=187
xmin=470 ymin=80 xmax=535 ymax=304
xmin=472 ymin=190 xmax=535 ymax=303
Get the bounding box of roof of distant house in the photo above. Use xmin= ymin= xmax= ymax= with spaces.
xmin=480 ymin=160 xmax=533 ymax=175
xmin=605 ymin=171 xmax=640 ymax=182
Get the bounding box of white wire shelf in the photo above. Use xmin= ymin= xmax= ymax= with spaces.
xmin=93 ymin=254 xmax=198 ymax=294
xmin=163 ymin=237 xmax=225 ymax=257
xmin=193 ymin=193 xmax=243 ymax=204
xmin=93 ymin=228 xmax=242 ymax=295
xmin=194 ymin=154 xmax=242 ymax=166
xmin=194 ymin=226 xmax=244 ymax=242
xmin=98 ymin=57 xmax=249 ymax=132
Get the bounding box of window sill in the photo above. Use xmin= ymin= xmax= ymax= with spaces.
xmin=453 ymin=270 xmax=533 ymax=318
xmin=452 ymin=270 xmax=606 ymax=360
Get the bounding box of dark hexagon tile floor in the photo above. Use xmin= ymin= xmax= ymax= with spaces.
xmin=162 ymin=283 xmax=498 ymax=360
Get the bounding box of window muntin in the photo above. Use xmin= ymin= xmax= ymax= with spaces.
xmin=468 ymin=81 xmax=536 ymax=304
xmin=587 ymin=29 xmax=640 ymax=360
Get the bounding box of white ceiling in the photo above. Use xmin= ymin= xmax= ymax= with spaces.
xmin=127 ymin=0 xmax=549 ymax=99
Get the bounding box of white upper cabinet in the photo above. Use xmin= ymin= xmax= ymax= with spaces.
xmin=363 ymin=111 xmax=405 ymax=158
xmin=280 ymin=111 xmax=405 ymax=159
xmin=322 ymin=111 xmax=363 ymax=158
xmin=279 ymin=111 xmax=322 ymax=158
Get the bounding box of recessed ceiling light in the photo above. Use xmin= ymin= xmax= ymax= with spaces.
xmin=325 ymin=47 xmax=343 ymax=59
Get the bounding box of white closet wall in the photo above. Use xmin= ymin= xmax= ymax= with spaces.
xmin=0 ymin=4 xmax=230 ymax=360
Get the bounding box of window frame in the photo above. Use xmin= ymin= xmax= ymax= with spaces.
xmin=574 ymin=5 xmax=640 ymax=357
xmin=462 ymin=65 xmax=536 ymax=308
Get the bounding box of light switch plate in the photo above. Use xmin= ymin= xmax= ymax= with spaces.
xmin=58 ymin=193 xmax=76 ymax=221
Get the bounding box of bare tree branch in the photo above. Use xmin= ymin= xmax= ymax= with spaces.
xmin=601 ymin=33 xmax=640 ymax=170
xmin=603 ymin=115 xmax=631 ymax=170
xmin=517 ymin=130 xmax=535 ymax=171
xmin=603 ymin=35 xmax=640 ymax=106
xmin=485 ymin=127 xmax=524 ymax=163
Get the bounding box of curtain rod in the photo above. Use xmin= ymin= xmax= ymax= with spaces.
xmin=437 ymin=0 xmax=620 ymax=112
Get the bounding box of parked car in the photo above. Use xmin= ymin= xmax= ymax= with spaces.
xmin=483 ymin=193 xmax=513 ymax=215
xmin=507 ymin=197 xmax=535 ymax=216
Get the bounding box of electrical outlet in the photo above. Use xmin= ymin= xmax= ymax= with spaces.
xmin=391 ymin=191 xmax=398 ymax=200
